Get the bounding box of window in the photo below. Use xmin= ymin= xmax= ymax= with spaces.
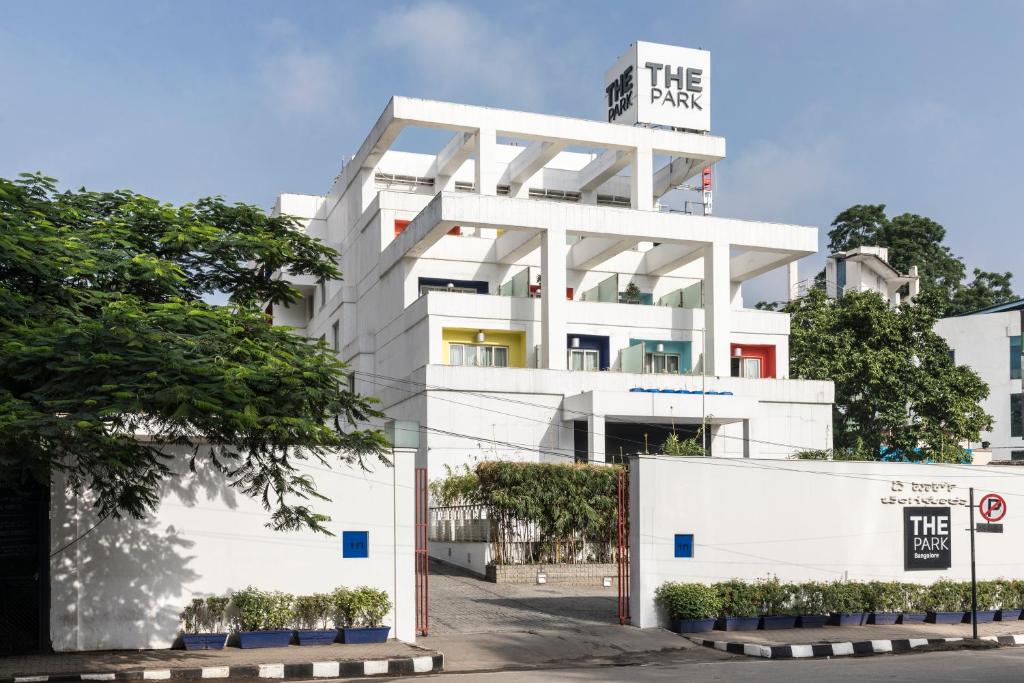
xmin=420 ymin=284 xmax=477 ymax=295
xmin=645 ymin=352 xmax=680 ymax=374
xmin=1012 ymin=336 xmax=1021 ymax=380
xmin=306 ymin=294 xmax=315 ymax=321
xmin=731 ymin=357 xmax=762 ymax=378
xmin=331 ymin=321 xmax=339 ymax=352
xmin=1013 ymin=394 xmax=1023 ymax=439
xmin=449 ymin=343 xmax=508 ymax=368
xmin=1011 ymin=451 xmax=1024 ymax=462
xmin=568 ymin=348 xmax=599 ymax=371
xmin=318 ymin=280 xmax=326 ymax=309
xmin=948 ymin=349 xmax=956 ymax=363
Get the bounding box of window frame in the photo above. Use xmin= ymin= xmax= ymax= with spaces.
xmin=644 ymin=351 xmax=680 ymax=374
xmin=568 ymin=348 xmax=599 ymax=371
xmin=449 ymin=342 xmax=510 ymax=368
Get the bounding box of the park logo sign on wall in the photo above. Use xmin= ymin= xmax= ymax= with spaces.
xmin=904 ymin=507 xmax=951 ymax=571
xmin=605 ymin=41 xmax=711 ymax=132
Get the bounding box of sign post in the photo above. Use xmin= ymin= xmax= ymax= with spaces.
xmin=969 ymin=487 xmax=977 ymax=640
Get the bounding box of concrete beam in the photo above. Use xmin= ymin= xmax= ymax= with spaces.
xmin=502 ymin=141 xmax=566 ymax=186
xmin=577 ymin=150 xmax=631 ymax=192
xmin=641 ymin=242 xmax=705 ymax=276
xmin=568 ymin=237 xmax=636 ymax=270
xmin=495 ymin=230 xmax=542 ymax=263
xmin=653 ymin=157 xmax=704 ymax=197
xmin=426 ymin=131 xmax=475 ymax=179
xmin=730 ymin=249 xmax=803 ymax=282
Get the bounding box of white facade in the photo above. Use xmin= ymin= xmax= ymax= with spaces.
xmin=272 ymin=92 xmax=834 ymax=482
xmin=629 ymin=455 xmax=1024 ymax=628
xmin=825 ymin=246 xmax=920 ymax=306
xmin=935 ymin=301 xmax=1024 ymax=460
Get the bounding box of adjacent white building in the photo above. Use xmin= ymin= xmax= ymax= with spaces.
xmin=271 ymin=43 xmax=834 ymax=480
xmin=935 ymin=299 xmax=1024 ymax=460
xmin=825 ymin=246 xmax=920 ymax=306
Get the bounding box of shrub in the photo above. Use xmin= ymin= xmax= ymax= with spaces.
xmin=997 ymin=580 xmax=1024 ymax=609
xmin=863 ymin=581 xmax=909 ymax=613
xmin=654 ymin=582 xmax=722 ymax=620
xmin=714 ymin=579 xmax=763 ymax=617
xmin=975 ymin=580 xmax=1000 ymax=611
xmin=904 ymin=583 xmax=930 ymax=613
xmin=660 ymin=431 xmax=705 ymax=457
xmin=294 ymin=593 xmax=333 ymax=630
xmin=333 ymin=586 xmax=392 ymax=628
xmin=821 ymin=582 xmax=866 ymax=614
xmin=792 ymin=581 xmax=826 ymax=615
xmin=230 ymin=587 xmax=295 ymax=632
xmin=758 ymin=577 xmax=795 ymax=616
xmin=922 ymin=579 xmax=968 ymax=612
xmin=180 ymin=596 xmax=229 ymax=634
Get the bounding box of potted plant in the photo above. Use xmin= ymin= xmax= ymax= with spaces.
xmin=793 ymin=581 xmax=828 ymax=628
xmin=900 ymin=583 xmax=928 ymax=624
xmin=231 ymin=587 xmax=296 ymax=648
xmin=623 ymin=281 xmax=642 ymax=304
xmin=179 ymin=596 xmax=229 ymax=650
xmin=335 ymin=586 xmax=392 ymax=644
xmin=923 ymin=579 xmax=967 ymax=624
xmin=997 ymin=579 xmax=1023 ymax=621
xmin=865 ymin=581 xmax=905 ymax=625
xmin=654 ymin=582 xmax=721 ymax=633
xmin=293 ymin=593 xmax=337 ymax=645
xmin=965 ymin=581 xmax=999 ymax=624
xmin=758 ymin=578 xmax=797 ymax=630
xmin=712 ymin=579 xmax=761 ymax=631
xmin=822 ymin=581 xmax=867 ymax=626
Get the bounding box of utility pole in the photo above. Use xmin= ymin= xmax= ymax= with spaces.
xmin=969 ymin=487 xmax=978 ymax=640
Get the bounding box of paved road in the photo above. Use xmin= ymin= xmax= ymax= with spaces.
xmin=394 ymin=645 xmax=1024 ymax=681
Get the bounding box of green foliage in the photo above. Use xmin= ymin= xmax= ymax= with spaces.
xmin=293 ymin=593 xmax=333 ymax=630
xmin=820 ymin=581 xmax=867 ymax=614
xmin=660 ymin=431 xmax=705 ymax=457
xmin=828 ymin=204 xmax=1016 ymax=316
xmin=713 ymin=579 xmax=764 ymax=617
xmin=791 ymin=582 xmax=826 ymax=615
xmin=179 ymin=596 xmax=229 ymax=634
xmin=230 ymin=587 xmax=295 ymax=631
xmin=921 ymin=579 xmax=969 ymax=612
xmin=863 ymin=581 xmax=911 ymax=612
xmin=786 ymin=287 xmax=992 ymax=459
xmin=758 ymin=577 xmax=796 ymax=616
xmin=791 ymin=447 xmax=875 ymax=461
xmin=624 ymin=281 xmax=642 ymax=301
xmin=654 ymin=582 xmax=722 ymax=620
xmin=429 ymin=465 xmax=480 ymax=506
xmin=0 ymin=174 xmax=390 ymax=533
xmin=476 ymin=461 xmax=621 ymax=564
xmin=333 ymin=586 xmax=392 ymax=628
xmin=975 ymin=580 xmax=1001 ymax=611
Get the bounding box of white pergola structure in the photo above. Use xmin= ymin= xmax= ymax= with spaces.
xmin=327 ymin=97 xmax=816 ymax=375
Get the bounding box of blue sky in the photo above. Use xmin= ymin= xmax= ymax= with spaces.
xmin=2 ymin=1 xmax=1021 ymax=302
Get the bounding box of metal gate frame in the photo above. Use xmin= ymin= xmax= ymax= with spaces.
xmin=415 ymin=467 xmax=429 ymax=636
xmin=616 ymin=468 xmax=630 ymax=625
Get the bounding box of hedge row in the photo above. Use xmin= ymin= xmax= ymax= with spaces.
xmin=655 ymin=578 xmax=1024 ymax=620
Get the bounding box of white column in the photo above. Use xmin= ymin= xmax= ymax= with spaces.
xmin=703 ymin=241 xmax=731 ymax=377
xmin=391 ymin=446 xmax=416 ymax=642
xmin=588 ymin=413 xmax=606 ymax=463
xmin=475 ymin=126 xmax=498 ymax=196
xmin=629 ymin=455 xmax=659 ymax=628
xmin=630 ymin=145 xmax=653 ymax=210
xmin=788 ymin=261 xmax=799 ymax=301
xmin=541 ymin=226 xmax=567 ymax=369
xmin=581 ymin=189 xmax=597 ymax=205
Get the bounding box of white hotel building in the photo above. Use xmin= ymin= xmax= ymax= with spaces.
xmin=271 ymin=43 xmax=834 ymax=479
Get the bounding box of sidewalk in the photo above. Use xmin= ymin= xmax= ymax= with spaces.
xmin=0 ymin=642 xmax=442 ymax=681
xmin=686 ymin=620 xmax=1024 ymax=659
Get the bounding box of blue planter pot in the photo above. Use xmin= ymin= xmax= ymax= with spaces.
xmin=797 ymin=615 xmax=828 ymax=628
xmin=926 ymin=611 xmax=965 ymax=625
xmin=997 ymin=608 xmax=1022 ymax=621
xmin=714 ymin=616 xmax=760 ymax=631
xmin=829 ymin=613 xmax=866 ymax=626
xmin=341 ymin=626 xmax=390 ymax=644
xmin=237 ymin=630 xmax=293 ymax=649
xmin=868 ymin=612 xmax=900 ymax=625
xmin=900 ymin=612 xmax=927 ymax=624
xmin=670 ymin=618 xmax=716 ymax=633
xmin=759 ymin=615 xmax=798 ymax=630
xmin=181 ymin=633 xmax=227 ymax=650
xmin=295 ymin=629 xmax=339 ymax=645
xmin=963 ymin=611 xmax=997 ymax=624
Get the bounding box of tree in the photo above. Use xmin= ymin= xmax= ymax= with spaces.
xmin=785 ymin=287 xmax=991 ymax=461
xmin=828 ymin=204 xmax=1016 ymax=315
xmin=0 ymin=174 xmax=389 ymax=534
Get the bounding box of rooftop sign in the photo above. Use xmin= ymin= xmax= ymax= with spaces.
xmin=605 ymin=41 xmax=711 ymax=132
